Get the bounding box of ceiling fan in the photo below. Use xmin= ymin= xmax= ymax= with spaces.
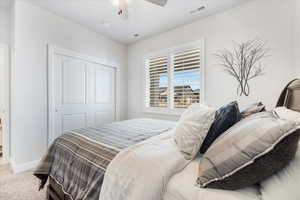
xmin=145 ymin=0 xmax=168 ymax=6
xmin=114 ymin=0 xmax=168 ymax=19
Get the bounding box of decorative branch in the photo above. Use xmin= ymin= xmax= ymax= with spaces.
xmin=215 ymin=39 xmax=270 ymax=96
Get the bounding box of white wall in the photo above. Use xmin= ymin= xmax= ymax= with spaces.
xmin=292 ymin=0 xmax=300 ymax=77
xmin=127 ymin=0 xmax=295 ymax=120
xmin=11 ymin=1 xmax=128 ymax=166
xmin=0 ymin=6 xmax=10 ymax=45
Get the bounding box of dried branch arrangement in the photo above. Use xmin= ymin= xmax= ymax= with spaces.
xmin=215 ymin=39 xmax=270 ymax=96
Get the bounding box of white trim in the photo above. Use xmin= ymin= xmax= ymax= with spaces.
xmin=142 ymin=39 xmax=206 ymax=115
xmin=0 ymin=43 xmax=10 ymax=163
xmin=10 ymin=159 xmax=40 ymax=174
xmin=200 ymin=39 xmax=206 ymax=104
xmin=48 ymin=45 xmax=120 ymax=69
xmin=47 ymin=45 xmax=121 ymax=146
xmin=144 ymin=40 xmax=204 ymax=60
xmin=168 ymin=54 xmax=174 ymax=110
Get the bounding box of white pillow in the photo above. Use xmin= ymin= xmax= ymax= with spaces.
xmin=174 ymin=104 xmax=216 ymax=160
xmin=274 ymin=107 xmax=300 ymax=124
xmin=260 ymin=147 xmax=300 ymax=200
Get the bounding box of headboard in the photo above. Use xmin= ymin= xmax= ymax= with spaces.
xmin=277 ymin=79 xmax=300 ymax=112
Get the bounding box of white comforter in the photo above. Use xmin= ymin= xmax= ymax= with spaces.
xmin=99 ymin=130 xmax=190 ymax=200
xmin=163 ymin=158 xmax=261 ymax=200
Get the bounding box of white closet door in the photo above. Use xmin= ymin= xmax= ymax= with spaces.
xmin=50 ymin=54 xmax=116 ymax=142
xmin=92 ymin=63 xmax=116 ymax=125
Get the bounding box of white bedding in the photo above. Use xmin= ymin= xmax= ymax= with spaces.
xmin=99 ymin=129 xmax=261 ymax=200
xmin=163 ymin=159 xmax=262 ymax=200
xmin=163 ymin=158 xmax=201 ymax=200
xmin=99 ymin=130 xmax=190 ymax=200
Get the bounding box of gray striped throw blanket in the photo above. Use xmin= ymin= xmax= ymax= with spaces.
xmin=34 ymin=118 xmax=176 ymax=200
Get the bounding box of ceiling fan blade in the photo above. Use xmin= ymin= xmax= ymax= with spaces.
xmin=144 ymin=0 xmax=168 ymax=7
xmin=118 ymin=0 xmax=128 ymax=19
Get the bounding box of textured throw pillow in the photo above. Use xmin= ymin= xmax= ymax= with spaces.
xmin=274 ymin=107 xmax=300 ymax=124
xmin=240 ymin=102 xmax=265 ymax=118
xmin=260 ymin=145 xmax=300 ymax=200
xmin=197 ymin=111 xmax=300 ymax=190
xmin=200 ymin=101 xmax=242 ymax=154
xmin=174 ymin=104 xmax=216 ymax=160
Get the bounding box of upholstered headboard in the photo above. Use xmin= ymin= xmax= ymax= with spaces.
xmin=277 ymin=79 xmax=300 ymax=112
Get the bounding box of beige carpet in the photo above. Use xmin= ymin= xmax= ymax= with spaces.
xmin=0 ymin=171 xmax=46 ymax=200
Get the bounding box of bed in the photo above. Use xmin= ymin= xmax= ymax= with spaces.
xmin=34 ymin=118 xmax=176 ymax=200
xmin=98 ymin=79 xmax=300 ymax=200
xmin=162 ymin=79 xmax=300 ymax=200
xmin=36 ymin=79 xmax=300 ymax=200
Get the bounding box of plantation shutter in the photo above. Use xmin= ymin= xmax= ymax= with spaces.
xmin=173 ymin=49 xmax=201 ymax=108
xmin=147 ymin=56 xmax=168 ymax=108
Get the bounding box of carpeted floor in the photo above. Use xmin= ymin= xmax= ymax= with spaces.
xmin=0 ymin=170 xmax=46 ymax=200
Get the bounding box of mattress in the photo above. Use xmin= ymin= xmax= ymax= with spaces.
xmin=163 ymin=158 xmax=262 ymax=200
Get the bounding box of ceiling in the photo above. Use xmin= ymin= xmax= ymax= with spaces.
xmin=20 ymin=0 xmax=250 ymax=44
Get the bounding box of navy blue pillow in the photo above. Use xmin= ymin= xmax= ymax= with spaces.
xmin=200 ymin=101 xmax=242 ymax=154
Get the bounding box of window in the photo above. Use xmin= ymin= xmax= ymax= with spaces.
xmin=145 ymin=41 xmax=204 ymax=113
xmin=147 ymin=56 xmax=169 ymax=108
xmin=173 ymin=49 xmax=201 ymax=108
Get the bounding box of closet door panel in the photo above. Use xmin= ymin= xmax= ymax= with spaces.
xmin=62 ymin=58 xmax=87 ymax=104
xmin=92 ymin=63 xmax=116 ymax=125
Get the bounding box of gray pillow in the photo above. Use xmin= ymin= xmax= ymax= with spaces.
xmin=197 ymin=112 xmax=300 ymax=190
xmin=240 ymin=102 xmax=265 ymax=118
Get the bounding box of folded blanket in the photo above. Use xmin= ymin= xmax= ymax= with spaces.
xmin=34 ymin=119 xmax=176 ymax=200
xmin=100 ymin=130 xmax=190 ymax=200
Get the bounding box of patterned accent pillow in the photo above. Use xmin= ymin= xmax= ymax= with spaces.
xmin=174 ymin=104 xmax=216 ymax=160
xmin=199 ymin=101 xmax=242 ymax=154
xmin=197 ymin=111 xmax=300 ymax=190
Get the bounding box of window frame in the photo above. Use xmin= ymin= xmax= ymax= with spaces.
xmin=143 ymin=39 xmax=206 ymax=116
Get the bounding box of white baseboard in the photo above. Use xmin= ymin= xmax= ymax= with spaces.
xmin=10 ymin=159 xmax=39 ymax=174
